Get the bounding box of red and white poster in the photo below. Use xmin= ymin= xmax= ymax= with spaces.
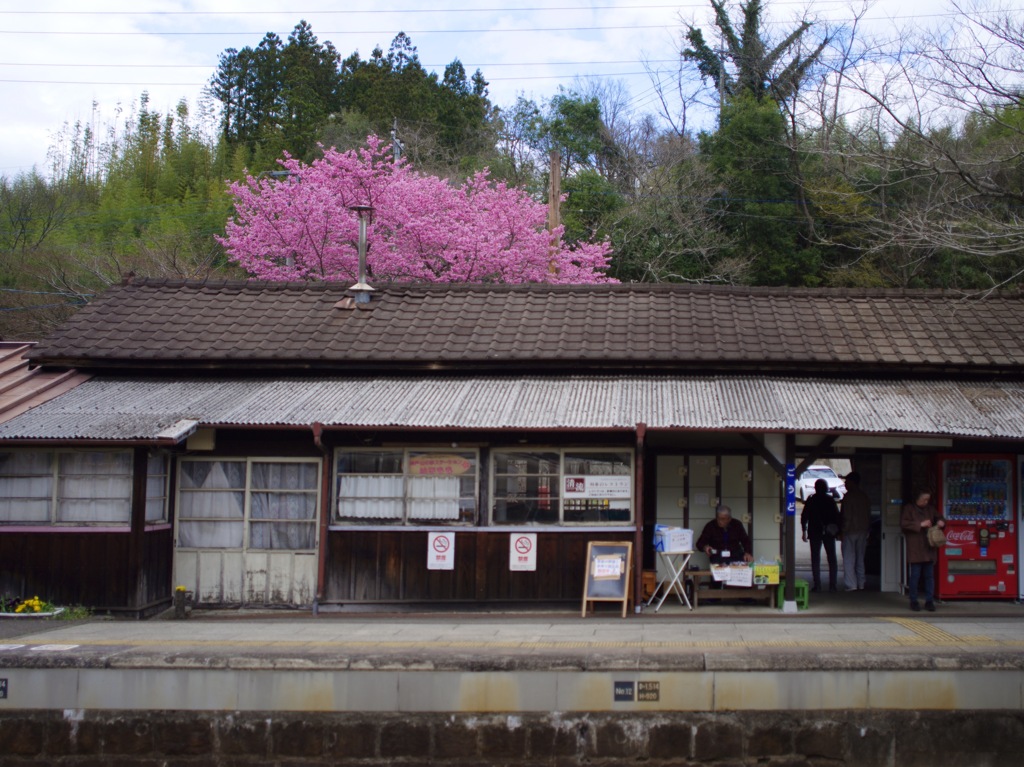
xmin=427 ymin=532 xmax=455 ymax=570
xmin=509 ymin=533 xmax=537 ymax=572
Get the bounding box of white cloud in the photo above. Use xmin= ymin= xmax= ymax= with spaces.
xmin=0 ymin=0 xmax=968 ymax=178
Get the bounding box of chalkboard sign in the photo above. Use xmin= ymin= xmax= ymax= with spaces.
xmin=581 ymin=541 xmax=633 ymax=618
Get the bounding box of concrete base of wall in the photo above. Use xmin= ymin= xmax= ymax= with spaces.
xmin=0 ymin=709 xmax=1021 ymax=766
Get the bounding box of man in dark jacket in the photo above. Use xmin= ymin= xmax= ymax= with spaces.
xmin=801 ymin=478 xmax=841 ymax=592
xmin=697 ymin=504 xmax=753 ymax=565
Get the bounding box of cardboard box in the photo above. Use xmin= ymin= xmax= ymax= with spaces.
xmin=753 ymin=564 xmax=780 ymax=586
xmin=653 ymin=526 xmax=694 ymax=553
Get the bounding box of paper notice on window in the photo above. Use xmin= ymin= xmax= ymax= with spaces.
xmin=592 ymin=554 xmax=624 ymax=580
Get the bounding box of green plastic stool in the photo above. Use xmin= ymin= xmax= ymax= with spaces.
xmin=777 ymin=579 xmax=810 ymax=610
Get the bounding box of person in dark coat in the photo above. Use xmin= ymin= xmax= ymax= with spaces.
xmin=839 ymin=471 xmax=872 ymax=591
xmin=901 ymin=488 xmax=946 ymax=612
xmin=696 ymin=504 xmax=753 ymax=565
xmin=801 ymin=478 xmax=841 ymax=592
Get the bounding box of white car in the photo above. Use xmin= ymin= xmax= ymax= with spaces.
xmin=796 ymin=465 xmax=846 ymax=501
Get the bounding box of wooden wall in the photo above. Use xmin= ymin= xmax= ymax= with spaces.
xmin=0 ymin=529 xmax=172 ymax=613
xmin=323 ymin=530 xmax=633 ymax=603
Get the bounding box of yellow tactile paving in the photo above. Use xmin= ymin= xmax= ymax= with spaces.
xmin=884 ymin=617 xmax=981 ymax=644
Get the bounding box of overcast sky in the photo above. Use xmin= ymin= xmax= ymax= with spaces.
xmin=0 ymin=1 xmax=979 ymax=178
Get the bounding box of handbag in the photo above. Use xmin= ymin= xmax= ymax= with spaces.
xmin=927 ymin=525 xmax=947 ymax=547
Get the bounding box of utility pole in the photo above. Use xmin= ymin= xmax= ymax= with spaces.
xmin=547 ymin=149 xmax=561 ymax=275
xmin=391 ymin=117 xmax=404 ymax=163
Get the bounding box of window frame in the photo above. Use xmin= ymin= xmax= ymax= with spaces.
xmin=175 ymin=456 xmax=322 ymax=551
xmin=0 ymin=448 xmax=169 ymax=528
xmin=332 ymin=447 xmax=480 ymax=526
xmin=490 ymin=447 xmax=635 ymax=527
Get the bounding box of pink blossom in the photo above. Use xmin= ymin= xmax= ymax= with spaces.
xmin=220 ymin=136 xmax=615 ymax=284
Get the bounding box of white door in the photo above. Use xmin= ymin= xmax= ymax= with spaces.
xmin=173 ymin=457 xmax=321 ymax=606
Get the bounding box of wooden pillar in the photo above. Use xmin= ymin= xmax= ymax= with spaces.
xmin=633 ymin=423 xmax=647 ymax=612
xmin=128 ymin=447 xmax=148 ymax=611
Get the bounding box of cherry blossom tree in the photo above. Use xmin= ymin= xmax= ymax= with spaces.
xmin=220 ymin=135 xmax=614 ymax=283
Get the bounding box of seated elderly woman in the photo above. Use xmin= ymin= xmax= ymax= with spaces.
xmin=696 ymin=504 xmax=753 ymax=565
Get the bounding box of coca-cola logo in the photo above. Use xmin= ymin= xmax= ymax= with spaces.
xmin=945 ymin=529 xmax=976 ymax=545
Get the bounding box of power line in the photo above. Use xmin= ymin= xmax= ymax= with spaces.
xmin=0 ymin=2 xmax=851 ymax=16
xmin=1 ymin=24 xmax=684 ymax=36
xmin=0 ymin=59 xmax=682 ymax=69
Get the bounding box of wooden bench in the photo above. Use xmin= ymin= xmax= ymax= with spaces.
xmin=689 ymin=570 xmax=776 ymax=608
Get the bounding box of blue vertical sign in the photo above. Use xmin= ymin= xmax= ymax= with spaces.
xmin=786 ymin=464 xmax=796 ymax=517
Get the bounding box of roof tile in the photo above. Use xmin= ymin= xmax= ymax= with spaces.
xmin=25 ymin=280 xmax=1024 ymax=376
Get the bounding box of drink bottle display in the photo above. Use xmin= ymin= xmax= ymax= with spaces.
xmin=937 ymin=456 xmax=1017 ymax=599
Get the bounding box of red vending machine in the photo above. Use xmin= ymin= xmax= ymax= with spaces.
xmin=936 ymin=455 xmax=1017 ymax=599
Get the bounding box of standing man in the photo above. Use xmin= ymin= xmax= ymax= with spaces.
xmin=840 ymin=472 xmax=872 ymax=591
xmin=697 ymin=505 xmax=753 ymax=564
xmin=901 ymin=488 xmax=945 ymax=612
xmin=801 ymin=478 xmax=840 ymax=592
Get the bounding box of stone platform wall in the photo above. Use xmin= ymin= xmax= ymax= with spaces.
xmin=1 ymin=709 xmax=1022 ymax=766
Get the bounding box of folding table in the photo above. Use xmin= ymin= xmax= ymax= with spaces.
xmin=646 ymin=550 xmax=694 ymax=611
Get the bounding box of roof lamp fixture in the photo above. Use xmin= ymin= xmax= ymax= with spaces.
xmin=348 ymin=204 xmax=375 ymax=302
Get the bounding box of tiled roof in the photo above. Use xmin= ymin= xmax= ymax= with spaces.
xmin=24 ymin=279 xmax=1024 ymax=375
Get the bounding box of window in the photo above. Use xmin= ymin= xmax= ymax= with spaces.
xmin=334 ymin=449 xmax=478 ymax=525
xmin=177 ymin=458 xmax=320 ymax=550
xmin=492 ymin=449 xmax=633 ymax=525
xmin=146 ymin=453 xmax=169 ymax=523
xmin=0 ymin=449 xmax=168 ymax=526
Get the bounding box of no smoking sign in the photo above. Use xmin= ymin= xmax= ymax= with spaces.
xmin=510 ymin=533 xmax=537 ymax=572
xmin=427 ymin=532 xmax=455 ymax=570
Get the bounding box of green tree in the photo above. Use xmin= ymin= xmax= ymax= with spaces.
xmin=683 ymin=0 xmax=828 ymax=105
xmin=208 ymin=21 xmax=342 ymax=167
xmin=335 ymin=33 xmax=495 ymax=174
xmin=685 ymin=0 xmax=830 ymax=285
xmin=701 ymin=92 xmax=821 ymax=284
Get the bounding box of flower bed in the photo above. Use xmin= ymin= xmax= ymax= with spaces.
xmin=0 ymin=595 xmax=65 ymax=618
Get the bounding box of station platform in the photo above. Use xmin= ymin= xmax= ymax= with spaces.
xmin=1 ymin=591 xmax=1022 ymax=712
xmin=1 ymin=593 xmax=1023 ymax=765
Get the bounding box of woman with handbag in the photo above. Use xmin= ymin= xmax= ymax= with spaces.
xmin=900 ymin=489 xmax=946 ymax=612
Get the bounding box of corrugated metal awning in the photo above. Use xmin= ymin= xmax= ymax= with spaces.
xmin=1 ymin=375 xmax=1024 ymax=442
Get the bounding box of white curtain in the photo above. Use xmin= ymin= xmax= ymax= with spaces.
xmin=178 ymin=519 xmax=244 ymax=548
xmin=408 ymin=476 xmax=461 ymax=520
xmin=179 ymin=490 xmax=245 ymax=520
xmin=249 ymin=491 xmax=316 ymax=549
xmin=251 ymin=462 xmax=318 ymax=491
xmin=178 ymin=460 xmax=246 ymax=548
xmin=145 ymin=454 xmax=168 ymax=523
xmin=178 ymin=459 xmax=319 ymax=550
xmin=249 ymin=521 xmax=316 ymax=549
xmin=0 ymin=496 xmax=50 ymax=523
xmin=55 ymin=451 xmax=132 ymax=523
xmin=338 ymin=475 xmax=404 ymax=519
xmin=180 ymin=460 xmax=246 ymax=490
xmin=145 ymin=474 xmax=166 ymax=523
